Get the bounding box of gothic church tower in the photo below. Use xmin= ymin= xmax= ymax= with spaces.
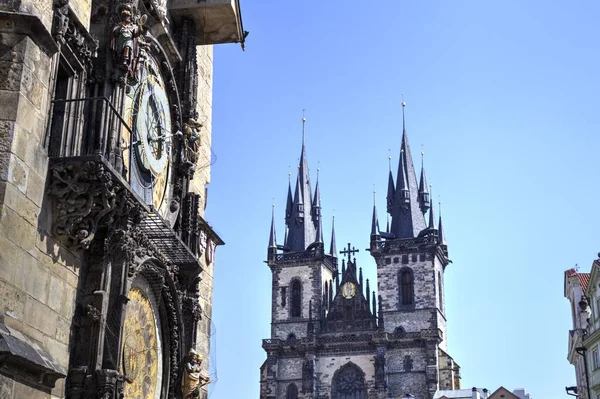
xmin=261 ymin=109 xmax=460 ymax=399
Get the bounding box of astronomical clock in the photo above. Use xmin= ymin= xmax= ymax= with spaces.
xmin=123 ymin=54 xmax=176 ymax=221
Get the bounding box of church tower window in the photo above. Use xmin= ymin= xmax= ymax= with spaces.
xmin=291 ymin=279 xmax=302 ymax=318
xmin=399 ymin=269 xmax=414 ymax=305
xmin=286 ymin=383 xmax=298 ymax=399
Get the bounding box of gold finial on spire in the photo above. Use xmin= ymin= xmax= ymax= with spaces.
xmin=388 ymin=149 xmax=392 ymax=172
xmin=401 ymin=93 xmax=406 ymax=108
xmin=401 ymin=93 xmax=406 ymax=132
xmin=373 ymin=186 xmax=376 ymax=205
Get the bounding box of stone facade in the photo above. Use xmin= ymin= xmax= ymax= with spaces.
xmin=0 ymin=0 xmax=243 ymax=398
xmin=261 ymin=123 xmax=460 ymax=399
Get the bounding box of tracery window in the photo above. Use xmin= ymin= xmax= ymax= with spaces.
xmin=291 ymin=279 xmax=302 ymax=318
xmin=399 ymin=269 xmax=414 ymax=305
xmin=286 ymin=383 xmax=298 ymax=399
xmin=331 ymin=363 xmax=367 ymax=399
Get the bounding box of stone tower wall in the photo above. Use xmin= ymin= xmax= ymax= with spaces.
xmin=269 ymin=260 xmax=333 ymax=340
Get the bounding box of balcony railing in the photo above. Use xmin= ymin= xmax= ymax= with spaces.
xmin=48 ymin=96 xmax=135 ymax=183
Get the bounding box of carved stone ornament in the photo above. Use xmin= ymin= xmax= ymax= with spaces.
xmin=48 ymin=160 xmax=139 ymax=250
xmin=198 ymin=229 xmax=207 ymax=256
xmin=206 ymin=238 xmax=215 ymax=264
xmin=53 ymin=0 xmax=98 ymax=67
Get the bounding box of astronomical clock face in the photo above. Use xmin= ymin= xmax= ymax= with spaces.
xmin=123 ymin=56 xmax=173 ymax=217
xmin=122 ymin=287 xmax=162 ymax=399
xmin=341 ymin=282 xmax=356 ymax=299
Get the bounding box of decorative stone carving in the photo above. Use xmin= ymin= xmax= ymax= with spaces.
xmin=206 ymin=237 xmax=215 ymax=264
xmin=198 ymin=229 xmax=207 ymax=256
xmin=52 ymin=0 xmax=98 ymax=68
xmin=48 ymin=161 xmax=137 ymax=249
xmin=302 ymin=357 xmax=314 ymax=393
xmin=375 ymin=348 xmax=387 ymax=388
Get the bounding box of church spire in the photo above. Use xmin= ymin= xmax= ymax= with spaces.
xmin=387 ymin=98 xmax=427 ymax=239
xmin=330 ymin=215 xmax=338 ymax=257
xmin=428 ymin=192 xmax=435 ymax=230
xmin=285 ymin=115 xmax=316 ymax=251
xmin=418 ymin=152 xmax=430 ymax=214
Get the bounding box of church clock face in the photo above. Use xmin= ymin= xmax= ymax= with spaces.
xmin=122 ymin=287 xmax=162 ymax=399
xmin=123 ymin=56 xmax=174 ymax=217
xmin=341 ymin=282 xmax=356 ymax=299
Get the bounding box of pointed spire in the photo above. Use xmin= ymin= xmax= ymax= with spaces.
xmin=286 ymin=114 xmax=316 ymax=251
xmin=359 ymin=267 xmax=363 ymax=290
xmin=371 ymin=190 xmax=380 ymax=238
xmin=438 ymin=201 xmax=446 ymax=244
xmin=330 ymin=215 xmax=338 ymax=257
xmin=428 ymin=186 xmax=435 ymax=230
xmin=366 ymin=279 xmax=371 ymax=309
xmin=285 ymin=173 xmax=293 ymax=222
xmin=372 ymin=291 xmax=377 ymax=317
xmin=387 ymin=98 xmax=427 ymax=239
xmin=418 ymin=152 xmax=430 ymax=214
xmin=386 ymin=153 xmax=395 ymax=214
xmin=267 ymin=204 xmax=278 ymax=262
xmin=268 ymin=203 xmax=277 ymax=248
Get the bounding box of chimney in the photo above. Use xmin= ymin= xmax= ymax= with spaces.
xmin=472 ymin=387 xmax=480 ymax=399
xmin=483 ymin=389 xmax=489 ymax=399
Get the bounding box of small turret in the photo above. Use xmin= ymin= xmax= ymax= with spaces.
xmin=438 ymin=202 xmax=446 ymax=245
xmin=395 ymin=148 xmax=411 ymax=208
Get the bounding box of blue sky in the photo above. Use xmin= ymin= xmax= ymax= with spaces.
xmin=206 ymin=1 xmax=600 ymax=398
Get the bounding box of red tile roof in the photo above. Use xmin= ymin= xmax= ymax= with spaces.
xmin=579 ymin=273 xmax=591 ymax=292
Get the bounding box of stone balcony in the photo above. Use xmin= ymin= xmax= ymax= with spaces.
xmin=168 ymin=0 xmax=245 ymax=45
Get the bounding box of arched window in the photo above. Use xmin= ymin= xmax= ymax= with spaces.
xmin=291 ymin=279 xmax=302 ymax=318
xmin=331 ymin=362 xmax=367 ymax=399
xmin=438 ymin=271 xmax=444 ymax=313
xmin=399 ymin=269 xmax=414 ymax=305
xmin=286 ymin=383 xmax=298 ymax=399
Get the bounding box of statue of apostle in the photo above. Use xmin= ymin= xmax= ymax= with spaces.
xmin=110 ymin=4 xmax=146 ymax=83
xmin=181 ymin=349 xmax=210 ymax=398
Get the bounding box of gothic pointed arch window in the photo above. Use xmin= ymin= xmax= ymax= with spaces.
xmin=286 ymin=383 xmax=298 ymax=399
xmin=399 ymin=268 xmax=414 ymax=305
xmin=331 ymin=362 xmax=367 ymax=399
xmin=290 ymin=279 xmax=302 ymax=318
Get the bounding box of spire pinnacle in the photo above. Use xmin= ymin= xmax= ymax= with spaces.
xmin=268 ymin=203 xmax=277 ymax=248
xmin=330 ymin=215 xmax=338 ymax=257
xmin=418 ymin=151 xmax=430 ymax=213
xmin=428 ymin=186 xmax=435 ymax=229
xmin=371 ymin=190 xmax=380 ymax=237
xmin=438 ymin=201 xmax=446 ymax=244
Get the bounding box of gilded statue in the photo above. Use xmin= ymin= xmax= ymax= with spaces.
xmin=181 ymin=349 xmax=210 ymax=399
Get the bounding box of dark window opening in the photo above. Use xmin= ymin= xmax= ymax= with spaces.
xmin=399 ymin=269 xmax=414 ymax=305
xmin=286 ymin=383 xmax=298 ymax=399
xmin=402 ymin=255 xmax=409 ymax=264
xmin=47 ymin=61 xmax=71 ymax=156
xmin=291 ymin=279 xmax=301 ymax=318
